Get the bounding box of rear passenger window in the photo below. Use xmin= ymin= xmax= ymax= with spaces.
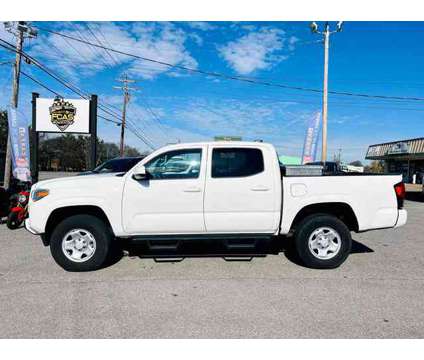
xmin=212 ymin=148 xmax=264 ymax=178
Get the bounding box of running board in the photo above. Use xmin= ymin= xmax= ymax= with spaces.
xmin=223 ymin=238 xmax=257 ymax=250
xmin=131 ymin=233 xmax=273 ymax=242
xmin=146 ymin=240 xmax=180 ymax=251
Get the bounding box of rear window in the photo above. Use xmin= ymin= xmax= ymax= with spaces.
xmin=212 ymin=148 xmax=264 ymax=178
xmin=95 ymin=158 xmax=141 ymax=173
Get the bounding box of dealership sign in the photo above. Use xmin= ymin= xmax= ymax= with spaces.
xmin=387 ymin=142 xmax=409 ymax=155
xmin=35 ymin=97 xmax=90 ymax=133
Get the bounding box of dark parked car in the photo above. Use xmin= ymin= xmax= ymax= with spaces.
xmin=79 ymin=156 xmax=145 ymax=175
xmin=305 ymin=161 xmax=342 ymax=175
xmin=0 ymin=186 xmax=9 ymax=218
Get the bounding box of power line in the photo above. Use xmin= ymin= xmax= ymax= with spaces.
xmin=94 ymin=23 xmax=121 ymax=65
xmin=84 ymin=23 xmax=115 ymax=69
xmin=73 ymin=23 xmax=111 ymax=69
xmin=137 ymin=96 xmax=175 ymax=143
xmin=20 ymin=71 xmax=123 ymax=126
xmin=87 ymin=23 xmax=120 ymax=67
xmin=0 ymin=38 xmax=156 ymax=149
xmin=20 ymin=70 xmax=61 ymax=96
xmin=36 ymin=26 xmax=424 ymax=103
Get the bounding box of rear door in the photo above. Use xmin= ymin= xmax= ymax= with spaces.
xmin=204 ymin=145 xmax=279 ymax=233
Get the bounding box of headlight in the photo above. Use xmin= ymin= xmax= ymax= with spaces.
xmin=32 ymin=189 xmax=49 ymax=202
xmin=18 ymin=194 xmax=27 ymax=203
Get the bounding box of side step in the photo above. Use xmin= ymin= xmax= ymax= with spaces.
xmin=146 ymin=240 xmax=180 ymax=251
xmin=224 ymin=238 xmax=257 ymax=250
xmin=153 ymin=257 xmax=185 ymax=263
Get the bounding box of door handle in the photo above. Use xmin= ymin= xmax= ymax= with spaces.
xmin=250 ymin=185 xmax=270 ymax=191
xmin=183 ymin=187 xmax=202 ymax=193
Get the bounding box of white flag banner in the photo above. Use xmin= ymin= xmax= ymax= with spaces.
xmin=7 ymin=107 xmax=31 ymax=182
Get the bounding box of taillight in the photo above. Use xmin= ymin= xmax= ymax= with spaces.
xmin=394 ymin=182 xmax=405 ymax=209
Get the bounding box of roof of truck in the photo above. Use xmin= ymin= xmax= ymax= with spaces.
xmin=162 ymin=141 xmax=272 ymax=148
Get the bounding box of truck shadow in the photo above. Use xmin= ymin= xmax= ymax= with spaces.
xmin=104 ymin=237 xmax=374 ymax=269
xmin=405 ymin=192 xmax=424 ymax=203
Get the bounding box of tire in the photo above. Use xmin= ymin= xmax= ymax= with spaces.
xmin=294 ymin=214 xmax=352 ymax=269
xmin=7 ymin=211 xmax=20 ymax=229
xmin=50 ymin=214 xmax=113 ymax=272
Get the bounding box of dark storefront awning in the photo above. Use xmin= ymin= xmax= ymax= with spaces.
xmin=366 ymin=137 xmax=424 ymax=161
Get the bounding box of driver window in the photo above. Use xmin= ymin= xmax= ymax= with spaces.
xmin=144 ymin=149 xmax=202 ymax=180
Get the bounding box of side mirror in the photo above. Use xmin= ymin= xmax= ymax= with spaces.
xmin=132 ymin=164 xmax=149 ymax=181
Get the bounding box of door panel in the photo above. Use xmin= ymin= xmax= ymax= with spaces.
xmin=122 ymin=146 xmax=206 ymax=234
xmin=204 ymin=146 xmax=278 ymax=233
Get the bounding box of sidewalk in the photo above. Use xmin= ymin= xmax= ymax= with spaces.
xmin=406 ymin=183 xmax=423 ymax=193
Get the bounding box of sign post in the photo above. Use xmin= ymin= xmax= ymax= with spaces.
xmin=89 ymin=95 xmax=98 ymax=170
xmin=31 ymin=92 xmax=39 ymax=183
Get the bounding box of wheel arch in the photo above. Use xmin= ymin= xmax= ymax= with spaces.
xmin=43 ymin=205 xmax=114 ymax=246
xmin=289 ymin=202 xmax=359 ymax=233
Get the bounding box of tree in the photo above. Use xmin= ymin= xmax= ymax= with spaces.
xmin=365 ymin=160 xmax=384 ymax=174
xmin=38 ymin=134 xmax=145 ymax=172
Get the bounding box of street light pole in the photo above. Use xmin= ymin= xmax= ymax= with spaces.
xmin=322 ymin=23 xmax=330 ymax=162
xmin=310 ymin=21 xmax=344 ymax=162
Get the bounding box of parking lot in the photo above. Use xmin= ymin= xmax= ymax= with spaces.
xmin=0 ymin=198 xmax=424 ymax=338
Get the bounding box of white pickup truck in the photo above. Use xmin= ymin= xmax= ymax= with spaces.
xmin=25 ymin=141 xmax=407 ymax=271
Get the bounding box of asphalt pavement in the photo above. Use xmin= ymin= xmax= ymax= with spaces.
xmin=1 ymin=199 xmax=424 ymax=338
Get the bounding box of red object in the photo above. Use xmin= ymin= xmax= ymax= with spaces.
xmin=9 ymin=190 xmax=29 ymax=224
xmin=394 ymin=182 xmax=405 ymax=209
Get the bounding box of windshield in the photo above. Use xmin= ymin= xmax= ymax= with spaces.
xmin=93 ymin=158 xmax=141 ymax=174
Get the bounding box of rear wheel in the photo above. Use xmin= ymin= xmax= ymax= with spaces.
xmin=50 ymin=214 xmax=113 ymax=272
xmin=294 ymin=214 xmax=352 ymax=269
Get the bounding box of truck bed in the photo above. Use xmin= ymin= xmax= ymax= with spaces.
xmin=279 ymin=173 xmax=403 ymax=234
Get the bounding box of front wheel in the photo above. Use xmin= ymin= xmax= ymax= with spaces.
xmin=50 ymin=214 xmax=113 ymax=272
xmin=294 ymin=214 xmax=352 ymax=269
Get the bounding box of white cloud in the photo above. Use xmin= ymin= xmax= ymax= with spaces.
xmin=172 ymin=98 xmax=306 ymax=142
xmin=218 ymin=28 xmax=291 ymax=75
xmin=186 ymin=22 xmax=216 ymax=31
xmin=288 ymin=35 xmax=299 ymax=51
xmin=188 ymin=32 xmax=203 ymax=46
xmin=0 ymin=23 xmax=16 ymax=45
xmin=28 ymin=22 xmax=198 ymax=82
xmin=127 ymin=22 xmax=198 ymax=79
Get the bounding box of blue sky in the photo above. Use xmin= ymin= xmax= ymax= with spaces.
xmin=1 ymin=21 xmax=423 ymax=162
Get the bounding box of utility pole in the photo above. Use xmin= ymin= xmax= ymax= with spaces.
xmin=310 ymin=21 xmax=344 ymax=162
xmin=335 ymin=148 xmax=342 ymax=164
xmin=114 ymin=74 xmax=136 ymax=157
xmin=3 ymin=21 xmax=37 ymax=188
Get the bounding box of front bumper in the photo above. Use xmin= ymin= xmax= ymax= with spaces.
xmin=24 ymin=218 xmax=41 ymax=235
xmin=395 ymin=209 xmax=407 ymax=228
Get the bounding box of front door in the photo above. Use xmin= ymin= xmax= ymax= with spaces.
xmin=122 ymin=146 xmax=206 ymax=234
